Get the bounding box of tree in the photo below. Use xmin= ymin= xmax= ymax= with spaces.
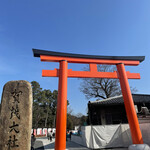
xmin=42 ymin=89 xmax=53 ymax=127
xmin=80 ymin=115 xmax=88 ymax=126
xmin=31 ymin=81 xmax=43 ymax=128
xmin=66 ymin=110 xmax=88 ymax=129
xmin=80 ymin=65 xmax=137 ymax=100
xmin=31 ymin=81 xmax=70 ymax=128
xmin=31 ymin=81 xmax=42 ymax=101
xmin=67 ymin=114 xmax=73 ymax=130
xmin=76 ymin=113 xmax=88 ymax=126
xmin=31 ymin=81 xmax=54 ymax=128
xmin=38 ymin=89 xmax=59 ymax=128
xmin=51 ymin=90 xmax=58 ymax=127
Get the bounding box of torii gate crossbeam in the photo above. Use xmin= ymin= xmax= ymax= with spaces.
xmin=33 ymin=49 xmax=145 ymax=150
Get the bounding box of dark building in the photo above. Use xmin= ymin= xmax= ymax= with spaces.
xmin=88 ymin=94 xmax=150 ymax=125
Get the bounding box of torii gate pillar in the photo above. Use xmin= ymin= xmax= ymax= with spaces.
xmin=117 ymin=63 xmax=143 ymax=143
xmin=33 ymin=49 xmax=145 ymax=150
xmin=55 ymin=60 xmax=68 ymax=150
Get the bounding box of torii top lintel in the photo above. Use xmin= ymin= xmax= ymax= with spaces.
xmin=33 ymin=49 xmax=145 ymax=66
xmin=33 ymin=48 xmax=145 ymax=79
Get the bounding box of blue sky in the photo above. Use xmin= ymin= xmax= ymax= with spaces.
xmin=0 ymin=0 xmax=150 ymax=115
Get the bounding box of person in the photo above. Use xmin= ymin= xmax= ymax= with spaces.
xmin=66 ymin=131 xmax=69 ymax=141
xmin=49 ymin=130 xmax=53 ymax=142
xmin=48 ymin=130 xmax=53 ymax=142
xmin=31 ymin=133 xmax=36 ymax=150
xmin=52 ymin=132 xmax=55 ymax=138
xmin=69 ymin=131 xmax=72 ymax=140
xmin=47 ymin=131 xmax=50 ymax=140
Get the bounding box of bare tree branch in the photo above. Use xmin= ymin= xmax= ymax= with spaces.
xmin=80 ymin=65 xmax=137 ymax=100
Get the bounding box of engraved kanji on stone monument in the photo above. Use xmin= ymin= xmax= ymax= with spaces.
xmin=7 ymin=135 xmax=19 ymax=149
xmin=9 ymin=121 xmax=19 ymax=134
xmin=6 ymin=88 xmax=21 ymax=149
xmin=11 ymin=89 xmax=22 ymax=104
xmin=9 ymin=104 xmax=20 ymax=120
xmin=0 ymin=80 xmax=32 ymax=150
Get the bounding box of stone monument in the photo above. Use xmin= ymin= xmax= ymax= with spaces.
xmin=0 ymin=80 xmax=32 ymax=150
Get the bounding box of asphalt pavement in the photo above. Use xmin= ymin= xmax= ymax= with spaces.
xmin=34 ymin=137 xmax=90 ymax=150
xmin=34 ymin=137 xmax=128 ymax=150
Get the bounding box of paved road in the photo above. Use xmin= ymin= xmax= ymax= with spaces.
xmin=34 ymin=137 xmax=90 ymax=150
xmin=34 ymin=137 xmax=128 ymax=150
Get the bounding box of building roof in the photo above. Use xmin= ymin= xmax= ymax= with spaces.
xmin=32 ymin=49 xmax=145 ymax=62
xmin=89 ymin=94 xmax=150 ymax=106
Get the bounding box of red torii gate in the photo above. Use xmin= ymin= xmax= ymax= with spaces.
xmin=33 ymin=49 xmax=145 ymax=150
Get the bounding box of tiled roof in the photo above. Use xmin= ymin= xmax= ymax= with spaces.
xmin=89 ymin=94 xmax=150 ymax=106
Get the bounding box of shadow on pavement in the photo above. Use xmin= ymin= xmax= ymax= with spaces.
xmin=44 ymin=142 xmax=55 ymax=149
xmin=44 ymin=140 xmax=90 ymax=150
xmin=34 ymin=140 xmax=44 ymax=150
xmin=66 ymin=141 xmax=90 ymax=149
